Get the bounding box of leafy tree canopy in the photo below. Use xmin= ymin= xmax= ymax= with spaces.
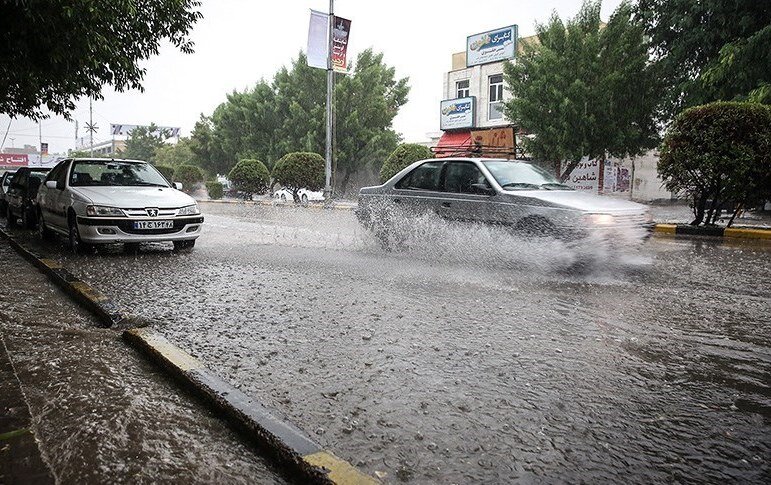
xmin=636 ymin=0 xmax=771 ymax=119
xmin=155 ymin=165 xmax=175 ymax=184
xmin=504 ymin=0 xmax=659 ymax=179
xmin=272 ymin=152 xmax=325 ymax=202
xmin=154 ymin=138 xmax=195 ymax=167
xmin=192 ymin=50 xmax=408 ymax=195
xmin=121 ymin=124 xmax=169 ymax=163
xmin=658 ymin=102 xmax=771 ymax=226
xmin=228 ymin=159 xmax=270 ymax=198
xmin=0 ymin=1 xmax=202 ymax=119
xmin=380 ymin=144 xmax=433 ymax=182
xmin=205 ymin=181 xmax=224 ymax=200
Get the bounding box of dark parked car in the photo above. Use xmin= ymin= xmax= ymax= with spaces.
xmin=0 ymin=169 xmax=17 ymax=215
xmin=356 ymin=157 xmax=653 ymax=247
xmin=5 ymin=167 xmax=51 ymax=228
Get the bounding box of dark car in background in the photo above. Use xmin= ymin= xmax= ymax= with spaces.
xmin=0 ymin=169 xmax=17 ymax=215
xmin=5 ymin=167 xmax=51 ymax=228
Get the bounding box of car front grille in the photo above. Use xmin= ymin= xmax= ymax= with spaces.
xmin=78 ymin=216 xmax=204 ymax=235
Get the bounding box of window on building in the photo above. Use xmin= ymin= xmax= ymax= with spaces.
xmin=456 ymin=79 xmax=470 ymax=99
xmin=488 ymin=74 xmax=504 ymax=121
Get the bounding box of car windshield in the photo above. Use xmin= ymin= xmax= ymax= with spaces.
xmin=2 ymin=174 xmax=13 ymax=186
xmin=482 ymin=161 xmax=573 ymax=190
xmin=70 ymin=161 xmax=170 ymax=187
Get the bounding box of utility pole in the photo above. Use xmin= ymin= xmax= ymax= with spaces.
xmin=38 ymin=121 xmax=42 ymax=166
xmin=324 ymin=0 xmax=334 ymax=199
xmin=85 ymin=99 xmax=98 ymax=157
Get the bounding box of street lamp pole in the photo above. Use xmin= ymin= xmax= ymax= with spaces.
xmin=324 ymin=0 xmax=334 ymax=199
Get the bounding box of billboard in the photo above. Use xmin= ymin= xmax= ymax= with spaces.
xmin=470 ymin=127 xmax=515 ymax=157
xmin=467 ymin=25 xmax=517 ymax=67
xmin=110 ymin=124 xmax=181 ymax=137
xmin=440 ymin=97 xmax=476 ymax=130
xmin=0 ymin=153 xmax=29 ymax=167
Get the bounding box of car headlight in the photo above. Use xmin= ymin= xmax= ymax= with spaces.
xmin=177 ymin=204 xmax=200 ymax=216
xmin=584 ymin=213 xmax=615 ymax=225
xmin=86 ymin=205 xmax=124 ymax=217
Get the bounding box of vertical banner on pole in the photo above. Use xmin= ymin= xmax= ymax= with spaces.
xmin=307 ymin=9 xmax=328 ymax=69
xmin=331 ymin=16 xmax=351 ymax=73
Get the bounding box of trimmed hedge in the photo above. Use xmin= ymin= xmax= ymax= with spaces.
xmin=205 ymin=181 xmax=224 ymax=200
xmin=659 ymin=101 xmax=771 ymax=226
xmin=155 ymin=164 xmax=175 ymax=183
xmin=228 ymin=159 xmax=270 ymax=197
xmin=379 ymin=143 xmax=433 ymax=182
xmin=272 ymin=152 xmax=324 ymax=202
xmin=174 ymin=164 xmax=204 ymax=191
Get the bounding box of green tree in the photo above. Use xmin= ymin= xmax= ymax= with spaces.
xmin=122 ymin=124 xmax=170 ymax=162
xmin=658 ymin=102 xmax=771 ymax=226
xmin=380 ymin=144 xmax=433 ymax=182
xmin=636 ymin=0 xmax=771 ymax=119
xmin=0 ymin=1 xmax=201 ymax=119
xmin=504 ymin=1 xmax=659 ymax=180
xmin=174 ymin=164 xmax=204 ymax=193
xmin=198 ymin=50 xmax=409 ymax=194
xmin=155 ymin=138 xmax=195 ymax=167
xmin=155 ymin=165 xmax=175 ymax=183
xmin=228 ymin=159 xmax=270 ymax=199
xmin=272 ymin=152 xmax=325 ymax=203
xmin=334 ymin=50 xmax=409 ymax=193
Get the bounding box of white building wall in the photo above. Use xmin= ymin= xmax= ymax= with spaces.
xmin=444 ymin=61 xmax=510 ymax=129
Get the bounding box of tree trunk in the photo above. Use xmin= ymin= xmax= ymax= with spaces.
xmin=559 ymin=158 xmax=581 ymax=183
xmin=292 ymin=188 xmax=300 ymax=204
xmin=338 ymin=169 xmax=353 ymax=196
xmin=726 ymin=204 xmax=743 ymax=228
xmin=691 ymin=192 xmax=707 ymax=225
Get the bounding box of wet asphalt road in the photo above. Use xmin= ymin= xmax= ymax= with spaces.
xmin=6 ymin=201 xmax=771 ymax=484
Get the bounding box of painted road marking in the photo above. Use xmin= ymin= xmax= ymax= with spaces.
xmin=304 ymin=451 xmax=380 ymax=485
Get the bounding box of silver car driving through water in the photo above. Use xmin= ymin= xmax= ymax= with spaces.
xmin=356 ymin=157 xmax=653 ymax=246
xmin=36 ymin=158 xmax=204 ymax=252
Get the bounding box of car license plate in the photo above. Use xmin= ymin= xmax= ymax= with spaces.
xmin=133 ymin=220 xmax=173 ymax=229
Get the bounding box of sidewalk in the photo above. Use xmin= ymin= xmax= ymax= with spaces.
xmin=649 ymin=203 xmax=771 ymax=228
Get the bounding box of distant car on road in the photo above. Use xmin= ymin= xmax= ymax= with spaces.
xmin=356 ymin=157 xmax=653 ymax=246
xmin=36 ymin=158 xmax=204 ymax=252
xmin=5 ymin=167 xmax=51 ymax=228
xmin=273 ymin=188 xmax=324 ymax=204
xmin=0 ymin=169 xmax=17 ymax=215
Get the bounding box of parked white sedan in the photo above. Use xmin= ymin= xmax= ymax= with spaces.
xmin=36 ymin=158 xmax=203 ymax=252
xmin=273 ymin=188 xmax=324 ymax=204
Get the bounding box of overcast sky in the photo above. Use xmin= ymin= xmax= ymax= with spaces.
xmin=1 ymin=0 xmax=623 ymax=155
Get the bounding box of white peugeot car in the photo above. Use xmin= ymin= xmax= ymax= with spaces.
xmin=36 ymin=158 xmax=203 ymax=252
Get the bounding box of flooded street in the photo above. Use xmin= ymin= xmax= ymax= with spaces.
xmin=5 ymin=201 xmax=771 ymax=483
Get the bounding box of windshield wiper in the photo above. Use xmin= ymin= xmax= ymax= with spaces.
xmin=501 ymin=182 xmax=541 ymax=190
xmin=130 ymin=182 xmax=169 ymax=187
xmin=540 ymin=182 xmax=573 ymax=190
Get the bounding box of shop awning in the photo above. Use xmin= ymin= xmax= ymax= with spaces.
xmin=433 ymin=131 xmax=471 ymax=158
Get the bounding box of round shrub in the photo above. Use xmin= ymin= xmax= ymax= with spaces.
xmin=659 ymin=101 xmax=771 ymax=226
xmin=174 ymin=164 xmax=204 ymax=192
xmin=205 ymin=181 xmax=224 ymax=200
xmin=228 ymin=159 xmax=270 ymax=198
xmin=154 ymin=164 xmax=175 ymax=183
xmin=379 ymin=144 xmax=433 ymax=182
xmin=272 ymin=152 xmax=324 ymax=202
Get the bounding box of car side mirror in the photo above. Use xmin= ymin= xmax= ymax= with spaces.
xmin=471 ymin=183 xmax=495 ymax=195
xmin=174 ymin=182 xmax=183 ymax=190
xmin=45 ymin=180 xmax=57 ymax=189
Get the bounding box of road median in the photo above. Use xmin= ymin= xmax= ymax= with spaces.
xmin=653 ymin=223 xmax=771 ymax=240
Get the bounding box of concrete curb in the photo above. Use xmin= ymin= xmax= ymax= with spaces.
xmin=653 ymin=223 xmax=771 ymax=241
xmin=0 ymin=229 xmax=125 ymax=327
xmin=123 ymin=328 xmax=378 ymax=485
xmin=199 ymin=199 xmax=356 ymax=211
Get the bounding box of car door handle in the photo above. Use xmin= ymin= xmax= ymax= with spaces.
xmin=441 ymin=202 xmax=451 ymax=208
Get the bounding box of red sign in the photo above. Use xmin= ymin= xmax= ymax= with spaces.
xmin=332 ymin=16 xmax=351 ymax=73
xmin=0 ymin=153 xmax=29 ymax=167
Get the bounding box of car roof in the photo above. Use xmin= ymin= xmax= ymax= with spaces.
xmin=70 ymin=157 xmax=147 ymax=163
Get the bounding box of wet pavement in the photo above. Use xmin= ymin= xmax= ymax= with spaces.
xmin=0 ymin=243 xmax=288 ymax=484
xmin=4 ymin=202 xmax=771 ymax=484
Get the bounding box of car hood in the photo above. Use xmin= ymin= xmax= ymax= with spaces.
xmin=71 ymin=186 xmax=195 ymax=208
xmin=508 ymin=189 xmax=648 ymax=212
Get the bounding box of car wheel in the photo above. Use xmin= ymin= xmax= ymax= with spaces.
xmin=21 ymin=206 xmax=36 ymax=229
xmin=38 ymin=211 xmax=54 ymax=240
xmin=68 ymin=217 xmax=94 ymax=254
xmin=173 ymin=239 xmax=195 ymax=251
xmin=301 ymin=194 xmax=308 ymax=204
xmin=280 ymin=193 xmax=287 ymax=202
xmin=6 ymin=205 xmax=17 ymax=228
